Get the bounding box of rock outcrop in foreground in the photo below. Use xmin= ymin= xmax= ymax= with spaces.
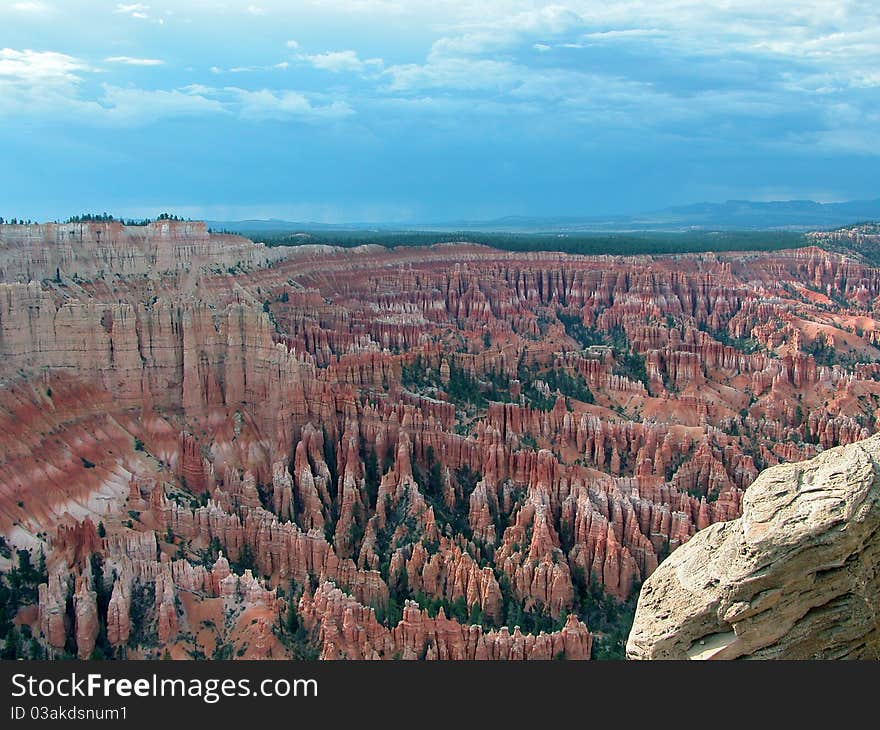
xmin=626 ymin=435 xmax=880 ymax=659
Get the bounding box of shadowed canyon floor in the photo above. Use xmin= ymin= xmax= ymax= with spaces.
xmin=2 ymin=220 xmax=880 ymax=660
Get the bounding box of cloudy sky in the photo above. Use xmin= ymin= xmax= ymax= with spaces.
xmin=1 ymin=1 xmax=878 ymax=222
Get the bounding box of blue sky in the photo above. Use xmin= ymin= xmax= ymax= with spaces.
xmin=1 ymin=1 xmax=878 ymax=223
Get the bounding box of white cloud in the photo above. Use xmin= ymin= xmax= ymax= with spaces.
xmin=97 ymin=84 xmax=226 ymax=124
xmin=428 ymin=4 xmax=584 ymax=59
xmin=286 ymin=40 xmax=300 ymax=49
xmin=367 ymin=0 xmax=879 ymax=100
xmin=383 ymin=57 xmax=516 ymax=92
xmin=11 ymin=2 xmax=50 ymax=13
xmin=299 ymin=49 xmax=383 ymax=73
xmin=105 ymin=56 xmax=164 ymax=66
xmin=230 ymin=87 xmax=355 ymax=120
xmin=0 ymin=47 xmax=94 ymax=118
xmin=212 ymin=61 xmax=290 ymax=74
xmin=0 ymin=47 xmax=89 ymax=83
xmin=581 ymin=29 xmax=667 ymax=41
xmin=246 ymin=4 xmax=265 ymax=15
xmin=324 ymin=0 xmax=873 ymax=155
xmin=112 ymin=2 xmax=166 ymax=23
xmin=114 ymin=3 xmax=150 ymax=19
xmin=376 ymin=46 xmax=819 ymax=136
xmin=0 ymin=47 xmax=353 ymax=126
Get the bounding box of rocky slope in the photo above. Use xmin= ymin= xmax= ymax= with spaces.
xmin=2 ymin=221 xmax=880 ymax=660
xmin=626 ymin=435 xmax=880 ymax=659
xmin=0 ymin=219 xmax=291 ymax=282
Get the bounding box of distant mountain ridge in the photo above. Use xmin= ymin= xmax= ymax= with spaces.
xmin=208 ymin=198 xmax=880 ymax=234
xmin=642 ymin=198 xmax=880 ymax=230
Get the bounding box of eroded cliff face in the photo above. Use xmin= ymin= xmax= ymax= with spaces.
xmin=0 ymin=220 xmax=290 ymax=282
xmin=626 ymin=435 xmax=880 ymax=660
xmin=2 ymin=221 xmax=880 ymax=659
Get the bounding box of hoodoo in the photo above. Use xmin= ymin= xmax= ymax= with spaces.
xmin=2 ymin=220 xmax=880 ymax=660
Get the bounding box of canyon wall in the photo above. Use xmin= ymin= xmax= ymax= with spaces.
xmin=2 ymin=222 xmax=880 ymax=659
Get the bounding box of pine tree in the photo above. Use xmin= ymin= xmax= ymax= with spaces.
xmin=285 ymin=599 xmax=299 ymax=635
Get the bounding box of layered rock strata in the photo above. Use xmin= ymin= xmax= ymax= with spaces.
xmin=2 ymin=221 xmax=880 ymax=659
